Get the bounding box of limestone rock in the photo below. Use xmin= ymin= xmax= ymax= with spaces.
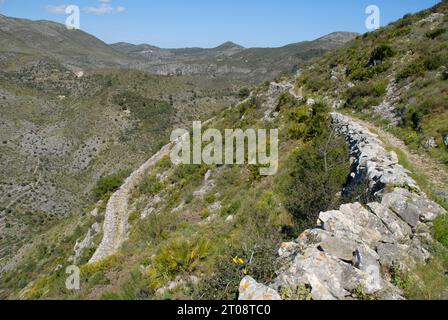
xmin=71 ymin=222 xmax=101 ymax=264
xmin=266 ymin=112 xmax=446 ymax=300
xmin=278 ymin=241 xmax=301 ymax=259
xmin=239 ymin=276 xmax=281 ymax=301
xmin=331 ymin=112 xmax=419 ymax=192
xmin=318 ymin=202 xmax=393 ymax=246
xmin=368 ymin=202 xmax=412 ymax=240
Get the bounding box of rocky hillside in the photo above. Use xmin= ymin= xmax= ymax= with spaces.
xmin=1 ymin=3 xmax=448 ymax=301
xmin=0 ymin=14 xmax=355 ymax=277
xmin=292 ymin=2 xmax=448 ymax=201
xmin=0 ymin=14 xmax=128 ymax=70
xmin=112 ymin=32 xmax=359 ymax=82
xmin=0 ymin=13 xmax=356 ymax=82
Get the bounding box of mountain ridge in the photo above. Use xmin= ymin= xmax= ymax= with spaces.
xmin=0 ymin=13 xmax=358 ymax=82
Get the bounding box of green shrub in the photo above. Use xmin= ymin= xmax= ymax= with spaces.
xmin=434 ymin=214 xmax=448 ymax=247
xmin=238 ymin=88 xmax=251 ymax=99
xmin=276 ymin=92 xmax=300 ymax=112
xmin=285 ymin=101 xmax=330 ymax=140
xmin=284 ymin=133 xmax=350 ymax=227
xmin=302 ymin=74 xmax=330 ymax=92
xmin=128 ymin=211 xmax=141 ymax=224
xmin=221 ymin=200 xmax=241 ymax=217
xmin=205 ymin=194 xmax=216 ymax=204
xmin=193 ymin=238 xmax=281 ymax=300
xmin=344 ymin=81 xmax=385 ymax=111
xmin=426 ymin=28 xmax=446 ymax=39
xmin=92 ymin=170 xmax=129 ymax=201
xmin=349 ymin=61 xmax=392 ymax=81
xmin=304 ymin=102 xmax=331 ymax=139
xmin=370 ymin=44 xmax=395 ymax=63
xmin=396 ymin=60 xmax=425 ymax=82
xmin=139 ymin=174 xmax=164 ymax=196
xmin=147 ymin=238 xmax=211 ymax=289
xmin=401 ymin=100 xmax=433 ymax=132
xmin=423 ymin=53 xmax=447 ymax=71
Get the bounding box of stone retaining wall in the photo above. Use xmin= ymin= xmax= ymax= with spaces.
xmin=239 ymin=112 xmax=445 ymax=300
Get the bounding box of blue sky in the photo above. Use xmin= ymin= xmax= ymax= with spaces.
xmin=0 ymin=0 xmax=441 ymax=48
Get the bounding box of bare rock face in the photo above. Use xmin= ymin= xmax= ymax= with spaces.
xmin=240 ymin=112 xmax=445 ymax=301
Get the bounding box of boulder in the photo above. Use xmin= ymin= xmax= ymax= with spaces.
xmin=318 ymin=202 xmax=392 ymax=246
xmin=368 ymin=202 xmax=412 ymax=240
xmin=381 ymin=189 xmax=420 ymax=227
xmin=239 ymin=277 xmax=281 ymax=301
xmin=318 ymin=237 xmax=357 ymax=262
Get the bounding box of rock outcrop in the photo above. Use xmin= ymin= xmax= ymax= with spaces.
xmin=263 ymin=82 xmax=293 ymax=121
xmin=240 ymin=112 xmax=445 ymax=300
xmin=69 ymin=222 xmax=101 ymax=264
xmin=239 ymin=276 xmax=282 ymax=301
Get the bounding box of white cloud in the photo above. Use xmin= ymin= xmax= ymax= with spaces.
xmin=82 ymin=3 xmax=114 ymax=15
xmin=45 ymin=2 xmax=126 ymax=15
xmin=45 ymin=4 xmax=68 ymax=14
xmin=116 ymin=6 xmax=126 ymax=13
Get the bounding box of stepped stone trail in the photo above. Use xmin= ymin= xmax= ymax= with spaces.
xmin=89 ymin=141 xmax=176 ymax=264
xmin=89 ymin=123 xmax=209 ymax=264
xmin=239 ymin=112 xmax=446 ymax=301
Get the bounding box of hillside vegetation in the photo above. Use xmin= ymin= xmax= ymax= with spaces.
xmin=295 ymin=1 xmax=448 ymax=184
xmin=1 ymin=2 xmax=448 ymax=301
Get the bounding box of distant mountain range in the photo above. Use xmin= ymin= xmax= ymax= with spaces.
xmin=0 ymin=14 xmax=358 ymax=82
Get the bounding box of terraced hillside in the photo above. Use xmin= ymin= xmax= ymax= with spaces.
xmin=1 ymin=2 xmax=448 ymax=301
